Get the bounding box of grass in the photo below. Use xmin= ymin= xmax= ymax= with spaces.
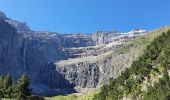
xmin=46 ymin=89 xmax=100 ymax=100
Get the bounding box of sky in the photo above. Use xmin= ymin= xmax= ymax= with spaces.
xmin=0 ymin=0 xmax=170 ymax=34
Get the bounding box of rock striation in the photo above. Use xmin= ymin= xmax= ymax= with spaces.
xmin=0 ymin=20 xmax=24 ymax=80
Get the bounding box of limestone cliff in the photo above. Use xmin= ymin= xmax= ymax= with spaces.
xmin=0 ymin=20 xmax=24 ymax=80
xmin=0 ymin=11 xmax=155 ymax=96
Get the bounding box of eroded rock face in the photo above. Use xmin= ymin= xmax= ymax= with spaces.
xmin=6 ymin=20 xmax=30 ymax=32
xmin=0 ymin=11 xmax=30 ymax=32
xmin=0 ymin=20 xmax=24 ymax=80
xmin=55 ymin=45 xmax=140 ymax=89
xmin=22 ymin=37 xmax=68 ymax=83
xmin=57 ymin=62 xmax=100 ymax=88
xmin=0 ymin=20 xmax=70 ymax=96
xmin=0 ymin=12 xmax=7 ymax=20
xmin=0 ymin=11 xmax=149 ymax=96
xmin=91 ymin=31 xmax=120 ymax=45
xmin=60 ymin=34 xmax=95 ymax=48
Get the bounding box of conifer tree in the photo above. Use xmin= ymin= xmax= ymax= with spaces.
xmin=17 ymin=74 xmax=31 ymax=100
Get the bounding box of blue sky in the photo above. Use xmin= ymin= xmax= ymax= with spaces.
xmin=0 ymin=0 xmax=170 ymax=33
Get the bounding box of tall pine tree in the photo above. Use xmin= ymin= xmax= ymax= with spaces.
xmin=17 ymin=74 xmax=31 ymax=100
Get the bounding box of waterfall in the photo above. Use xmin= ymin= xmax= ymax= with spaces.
xmin=23 ymin=38 xmax=27 ymax=69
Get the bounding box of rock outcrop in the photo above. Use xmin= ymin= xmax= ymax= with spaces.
xmin=0 ymin=11 xmax=30 ymax=32
xmin=5 ymin=20 xmax=30 ymax=32
xmin=0 ymin=12 xmax=8 ymax=20
xmin=60 ymin=34 xmax=95 ymax=48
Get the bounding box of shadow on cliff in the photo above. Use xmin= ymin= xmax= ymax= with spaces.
xmin=32 ymin=62 xmax=77 ymax=97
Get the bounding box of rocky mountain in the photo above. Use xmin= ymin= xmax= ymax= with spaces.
xmin=0 ymin=11 xmax=30 ymax=32
xmin=0 ymin=12 xmax=7 ymax=20
xmin=0 ymin=11 xmax=164 ymax=96
xmin=94 ymin=27 xmax=170 ymax=100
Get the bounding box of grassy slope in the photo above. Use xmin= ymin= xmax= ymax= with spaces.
xmin=94 ymin=27 xmax=170 ymax=100
xmin=118 ymin=26 xmax=170 ymax=55
xmin=46 ymin=89 xmax=100 ymax=100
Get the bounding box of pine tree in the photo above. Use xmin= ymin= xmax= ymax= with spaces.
xmin=0 ymin=75 xmax=4 ymax=98
xmin=17 ymin=74 xmax=31 ymax=100
xmin=3 ymin=74 xmax=12 ymax=89
xmin=3 ymin=74 xmax=13 ymax=98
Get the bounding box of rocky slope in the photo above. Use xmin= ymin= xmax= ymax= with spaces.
xmin=0 ymin=11 xmax=164 ymax=96
xmin=94 ymin=27 xmax=170 ymax=100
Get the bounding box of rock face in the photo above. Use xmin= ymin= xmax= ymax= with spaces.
xmin=0 ymin=19 xmax=70 ymax=95
xmin=60 ymin=34 xmax=95 ymax=48
xmin=0 ymin=11 xmax=30 ymax=32
xmin=5 ymin=20 xmax=30 ymax=32
xmin=0 ymin=11 xmax=149 ymax=96
xmin=0 ymin=20 xmax=24 ymax=80
xmin=22 ymin=36 xmax=68 ymax=83
xmin=91 ymin=31 xmax=120 ymax=45
xmin=0 ymin=12 xmax=8 ymax=20
xmin=55 ymin=45 xmax=141 ymax=89
xmin=57 ymin=62 xmax=100 ymax=88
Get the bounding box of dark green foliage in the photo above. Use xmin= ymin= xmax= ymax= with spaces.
xmin=93 ymin=30 xmax=170 ymax=100
xmin=94 ymin=85 xmax=109 ymax=100
xmin=3 ymin=74 xmax=12 ymax=89
xmin=17 ymin=74 xmax=31 ymax=100
xmin=143 ymin=72 xmax=170 ymax=100
xmin=0 ymin=74 xmax=13 ymax=99
xmin=0 ymin=74 xmax=31 ymax=100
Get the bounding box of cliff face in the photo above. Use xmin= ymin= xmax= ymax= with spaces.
xmin=55 ymin=44 xmax=141 ymax=89
xmin=22 ymin=36 xmax=68 ymax=82
xmin=60 ymin=34 xmax=95 ymax=48
xmin=0 ymin=20 xmax=24 ymax=80
xmin=5 ymin=20 xmax=30 ymax=32
xmin=0 ymin=20 xmax=70 ymax=95
xmin=91 ymin=31 xmax=120 ymax=45
xmin=0 ymin=11 xmax=152 ymax=96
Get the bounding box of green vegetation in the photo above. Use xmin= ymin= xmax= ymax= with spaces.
xmin=93 ymin=29 xmax=170 ymax=100
xmin=117 ymin=26 xmax=170 ymax=55
xmin=47 ymin=89 xmax=100 ymax=100
xmin=0 ymin=74 xmax=31 ymax=100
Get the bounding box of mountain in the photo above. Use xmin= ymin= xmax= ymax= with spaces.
xmin=0 ymin=11 xmax=169 ymax=97
xmin=93 ymin=28 xmax=170 ymax=99
xmin=48 ymin=26 xmax=170 ymax=100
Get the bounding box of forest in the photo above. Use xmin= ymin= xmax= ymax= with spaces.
xmin=0 ymin=74 xmax=31 ymax=100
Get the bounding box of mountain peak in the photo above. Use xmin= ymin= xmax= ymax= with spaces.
xmin=0 ymin=11 xmax=8 ymax=19
xmin=128 ymin=29 xmax=147 ymax=34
